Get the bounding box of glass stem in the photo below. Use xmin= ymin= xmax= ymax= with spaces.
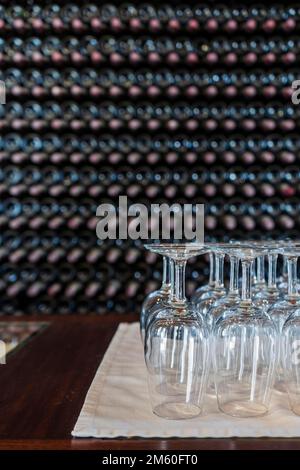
xmin=229 ymin=255 xmax=239 ymax=296
xmin=287 ymin=256 xmax=299 ymax=299
xmin=215 ymin=253 xmax=225 ymax=290
xmin=208 ymin=252 xmax=215 ymax=287
xmin=267 ymin=253 xmax=278 ymax=291
xmin=283 ymin=255 xmax=288 ymax=280
xmin=169 ymin=259 xmax=176 ymax=302
xmin=256 ymin=255 xmax=265 ymax=285
xmin=252 ymin=259 xmax=257 ymax=285
xmin=162 ymin=256 xmax=171 ymax=290
xmin=241 ymin=259 xmax=253 ymax=305
xmin=174 ymin=260 xmax=187 ymax=305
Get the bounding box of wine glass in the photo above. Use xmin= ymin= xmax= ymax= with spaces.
xmin=270 ymin=245 xmax=300 ymax=391
xmin=270 ymin=246 xmax=300 ymax=332
xmin=191 ymin=250 xmax=227 ymax=318
xmin=143 ymin=258 xmax=176 ymax=340
xmin=207 ymin=244 xmax=240 ymax=328
xmin=204 ymin=243 xmax=240 ymax=394
xmin=282 ymin=303 xmax=300 ymax=415
xmin=276 ymin=243 xmax=300 ymax=413
xmin=140 ymin=256 xmax=171 ymax=341
xmin=253 ymin=242 xmax=282 ymax=311
xmin=213 ymin=244 xmax=278 ymax=418
xmin=144 ymin=242 xmax=210 ymax=420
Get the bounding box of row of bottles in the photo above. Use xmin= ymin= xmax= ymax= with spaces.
xmin=0 ymin=167 xmax=299 ymax=196
xmin=0 ymin=4 xmax=298 ymax=34
xmin=0 ymin=204 xmax=298 ymax=230
xmin=0 ymin=1 xmax=299 ymax=315
xmin=2 ymin=134 xmax=300 ymax=153
xmin=0 ymin=150 xmax=299 ymax=165
xmin=1 ymin=102 xmax=300 ymax=132
xmin=1 ymin=36 xmax=299 ymax=66
xmin=2 ymin=68 xmax=294 ymax=99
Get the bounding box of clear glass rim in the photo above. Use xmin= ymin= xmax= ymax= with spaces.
xmin=143 ymin=242 xmax=261 ymax=261
xmin=277 ymin=245 xmax=300 ymax=256
xmin=144 ymin=240 xmax=300 ymax=258
xmin=143 ymin=242 xmax=211 ymax=259
xmin=209 ymin=242 xmax=269 ymax=258
xmin=265 ymin=241 xmax=300 ymax=256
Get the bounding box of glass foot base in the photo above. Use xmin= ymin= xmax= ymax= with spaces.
xmin=153 ymin=402 xmax=202 ymax=420
xmin=219 ymin=400 xmax=268 ymax=418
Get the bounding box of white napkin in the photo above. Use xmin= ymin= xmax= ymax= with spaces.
xmin=72 ymin=322 xmax=300 ymax=438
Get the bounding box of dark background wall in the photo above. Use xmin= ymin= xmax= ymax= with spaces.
xmin=0 ymin=1 xmax=298 ymax=315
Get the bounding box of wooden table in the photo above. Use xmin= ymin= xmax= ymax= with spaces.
xmin=0 ymin=313 xmax=299 ymax=450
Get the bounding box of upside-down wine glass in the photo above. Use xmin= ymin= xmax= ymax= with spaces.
xmin=143 ymin=259 xmax=175 ymax=341
xmin=271 ymin=245 xmax=300 ymax=391
xmin=213 ymin=244 xmax=278 ymax=418
xmin=205 ymin=243 xmax=241 ymax=395
xmin=271 ymin=247 xmax=300 ymax=332
xmin=192 ymin=250 xmax=226 ymax=318
xmin=140 ymin=256 xmax=171 ymax=341
xmin=254 ymin=244 xmax=281 ymax=311
xmin=279 ymin=243 xmax=300 ymax=414
xmin=208 ymin=244 xmax=240 ymax=329
xmin=144 ymin=242 xmax=210 ymax=420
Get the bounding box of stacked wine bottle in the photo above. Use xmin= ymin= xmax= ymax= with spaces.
xmin=0 ymin=1 xmax=299 ymax=315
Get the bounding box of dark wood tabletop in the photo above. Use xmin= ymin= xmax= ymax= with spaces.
xmin=0 ymin=313 xmax=299 ymax=451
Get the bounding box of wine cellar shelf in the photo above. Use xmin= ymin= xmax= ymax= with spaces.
xmin=0 ymin=1 xmax=299 ymax=315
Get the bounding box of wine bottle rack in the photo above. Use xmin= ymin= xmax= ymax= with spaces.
xmin=0 ymin=1 xmax=298 ymax=315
